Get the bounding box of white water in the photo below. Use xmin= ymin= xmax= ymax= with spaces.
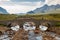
xmin=28 ymin=30 xmax=60 ymax=40
xmin=23 ymin=22 xmax=36 ymax=31
xmin=39 ymin=25 xmax=48 ymax=31
xmin=11 ymin=25 xmax=20 ymax=31
xmin=46 ymin=32 xmax=60 ymax=40
xmin=0 ymin=35 xmax=11 ymax=40
xmin=28 ymin=31 xmax=43 ymax=40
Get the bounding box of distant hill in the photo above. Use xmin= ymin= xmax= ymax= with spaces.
xmin=0 ymin=7 xmax=8 ymax=14
xmin=27 ymin=4 xmax=60 ymax=14
xmin=27 ymin=11 xmax=34 ymax=14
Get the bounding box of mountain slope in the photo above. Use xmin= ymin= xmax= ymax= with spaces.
xmin=27 ymin=4 xmax=60 ymax=14
xmin=0 ymin=7 xmax=8 ymax=14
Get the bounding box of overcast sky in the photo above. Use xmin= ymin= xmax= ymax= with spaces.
xmin=0 ymin=0 xmax=60 ymax=14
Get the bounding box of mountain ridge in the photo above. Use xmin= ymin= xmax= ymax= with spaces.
xmin=0 ymin=7 xmax=8 ymax=14
xmin=27 ymin=4 xmax=60 ymax=14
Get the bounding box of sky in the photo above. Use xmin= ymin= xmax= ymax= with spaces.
xmin=0 ymin=0 xmax=60 ymax=14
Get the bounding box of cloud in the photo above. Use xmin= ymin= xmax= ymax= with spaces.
xmin=0 ymin=0 xmax=60 ymax=14
xmin=0 ymin=0 xmax=45 ymax=14
xmin=0 ymin=5 xmax=35 ymax=14
xmin=14 ymin=2 xmax=44 ymax=6
xmin=0 ymin=0 xmax=10 ymax=1
xmin=45 ymin=0 xmax=60 ymax=6
xmin=0 ymin=0 xmax=45 ymax=6
xmin=0 ymin=1 xmax=44 ymax=14
xmin=11 ymin=0 xmax=45 ymax=2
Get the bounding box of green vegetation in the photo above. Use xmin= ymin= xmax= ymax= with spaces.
xmin=18 ymin=14 xmax=60 ymax=21
xmin=0 ymin=14 xmax=60 ymax=21
xmin=18 ymin=14 xmax=60 ymax=27
xmin=54 ymin=22 xmax=60 ymax=27
xmin=0 ymin=24 xmax=7 ymax=26
xmin=0 ymin=14 xmax=17 ymax=21
xmin=0 ymin=14 xmax=60 ymax=27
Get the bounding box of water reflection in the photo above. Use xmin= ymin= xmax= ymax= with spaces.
xmin=0 ymin=22 xmax=60 ymax=40
xmin=28 ymin=30 xmax=60 ymax=40
xmin=39 ymin=25 xmax=48 ymax=31
xmin=46 ymin=32 xmax=60 ymax=40
xmin=0 ymin=34 xmax=11 ymax=40
xmin=28 ymin=31 xmax=43 ymax=40
xmin=23 ymin=22 xmax=36 ymax=31
xmin=55 ymin=36 xmax=60 ymax=40
xmin=0 ymin=29 xmax=15 ymax=40
xmin=11 ymin=25 xmax=20 ymax=31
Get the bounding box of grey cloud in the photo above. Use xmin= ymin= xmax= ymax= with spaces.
xmin=11 ymin=0 xmax=45 ymax=2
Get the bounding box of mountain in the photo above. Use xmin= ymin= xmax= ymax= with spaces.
xmin=16 ymin=13 xmax=27 ymax=15
xmin=0 ymin=7 xmax=8 ymax=14
xmin=27 ymin=4 xmax=60 ymax=14
xmin=27 ymin=11 xmax=34 ymax=14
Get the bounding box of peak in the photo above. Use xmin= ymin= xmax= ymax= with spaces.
xmin=0 ymin=7 xmax=8 ymax=14
xmin=0 ymin=7 xmax=4 ymax=9
xmin=0 ymin=7 xmax=5 ymax=10
xmin=27 ymin=4 xmax=60 ymax=14
xmin=44 ymin=4 xmax=48 ymax=6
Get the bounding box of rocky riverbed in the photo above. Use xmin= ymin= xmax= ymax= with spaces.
xmin=0 ymin=26 xmax=60 ymax=40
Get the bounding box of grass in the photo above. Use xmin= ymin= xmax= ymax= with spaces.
xmin=0 ymin=14 xmax=17 ymax=21
xmin=54 ymin=22 xmax=60 ymax=27
xmin=0 ymin=13 xmax=60 ymax=27
xmin=0 ymin=14 xmax=60 ymax=21
xmin=18 ymin=14 xmax=60 ymax=27
xmin=0 ymin=24 xmax=7 ymax=26
xmin=18 ymin=14 xmax=60 ymax=21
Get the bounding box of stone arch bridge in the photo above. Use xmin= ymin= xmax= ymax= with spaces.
xmin=0 ymin=18 xmax=55 ymax=28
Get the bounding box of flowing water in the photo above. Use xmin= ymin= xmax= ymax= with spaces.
xmin=28 ymin=31 xmax=43 ymax=40
xmin=0 ymin=34 xmax=11 ymax=40
xmin=28 ymin=30 xmax=60 ymax=40
xmin=46 ymin=32 xmax=60 ymax=40
xmin=0 ymin=30 xmax=60 ymax=40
